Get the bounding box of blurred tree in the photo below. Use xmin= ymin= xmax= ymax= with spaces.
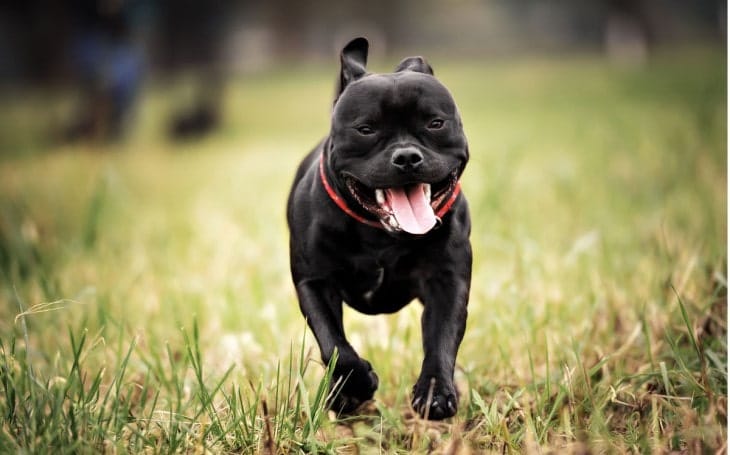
xmin=0 ymin=1 xmax=724 ymax=84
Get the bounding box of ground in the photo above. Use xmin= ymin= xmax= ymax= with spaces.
xmin=0 ymin=48 xmax=726 ymax=453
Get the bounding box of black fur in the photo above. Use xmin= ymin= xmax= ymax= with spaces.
xmin=286 ymin=37 xmax=471 ymax=420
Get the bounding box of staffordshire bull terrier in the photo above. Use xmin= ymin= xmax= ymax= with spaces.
xmin=287 ymin=37 xmax=471 ymax=420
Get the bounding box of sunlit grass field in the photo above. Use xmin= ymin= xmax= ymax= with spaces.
xmin=0 ymin=49 xmax=726 ymax=453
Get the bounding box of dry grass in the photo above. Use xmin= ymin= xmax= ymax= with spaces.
xmin=0 ymin=48 xmax=725 ymax=453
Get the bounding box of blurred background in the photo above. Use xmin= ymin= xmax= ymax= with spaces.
xmin=0 ymin=3 xmax=725 ymax=451
xmin=0 ymin=0 xmax=726 ymax=356
xmin=0 ymin=0 xmax=725 ymax=148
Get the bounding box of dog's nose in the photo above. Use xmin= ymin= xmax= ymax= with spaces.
xmin=391 ymin=147 xmax=424 ymax=171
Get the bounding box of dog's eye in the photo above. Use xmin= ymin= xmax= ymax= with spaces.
xmin=356 ymin=125 xmax=375 ymax=135
xmin=427 ymin=119 xmax=445 ymax=129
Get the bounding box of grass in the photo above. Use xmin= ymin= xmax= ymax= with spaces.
xmin=0 ymin=47 xmax=726 ymax=453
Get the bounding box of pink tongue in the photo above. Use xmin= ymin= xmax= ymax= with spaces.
xmin=385 ymin=184 xmax=436 ymax=234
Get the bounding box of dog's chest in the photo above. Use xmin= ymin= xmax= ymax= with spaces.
xmin=358 ymin=266 xmax=385 ymax=302
xmin=342 ymin=254 xmax=388 ymax=298
xmin=341 ymin=247 xmax=413 ymax=303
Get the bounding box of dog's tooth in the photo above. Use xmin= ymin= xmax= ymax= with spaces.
xmin=375 ymin=189 xmax=385 ymax=205
xmin=388 ymin=216 xmax=399 ymax=228
xmin=423 ymin=184 xmax=431 ymax=200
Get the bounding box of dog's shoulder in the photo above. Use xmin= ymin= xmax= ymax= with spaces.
xmin=291 ymin=139 xmax=325 ymax=188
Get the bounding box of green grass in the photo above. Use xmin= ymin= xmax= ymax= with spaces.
xmin=0 ymin=48 xmax=726 ymax=453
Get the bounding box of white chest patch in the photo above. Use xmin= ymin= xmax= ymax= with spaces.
xmin=362 ymin=267 xmax=385 ymax=302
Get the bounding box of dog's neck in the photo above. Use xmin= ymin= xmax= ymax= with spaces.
xmin=318 ymin=152 xmax=462 ymax=231
xmin=318 ymin=152 xmax=384 ymax=229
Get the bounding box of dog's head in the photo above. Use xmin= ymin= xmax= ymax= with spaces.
xmin=326 ymin=37 xmax=468 ymax=235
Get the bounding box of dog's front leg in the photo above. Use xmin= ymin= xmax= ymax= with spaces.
xmin=295 ymin=279 xmax=379 ymax=414
xmin=412 ymin=271 xmax=470 ymax=420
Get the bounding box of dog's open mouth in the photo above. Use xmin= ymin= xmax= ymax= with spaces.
xmin=345 ymin=170 xmax=459 ymax=234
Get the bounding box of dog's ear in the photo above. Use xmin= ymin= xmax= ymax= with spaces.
xmin=336 ymin=37 xmax=369 ymax=100
xmin=395 ymin=56 xmax=434 ymax=75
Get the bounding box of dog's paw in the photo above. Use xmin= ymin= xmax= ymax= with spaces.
xmin=328 ymin=358 xmax=379 ymax=415
xmin=411 ymin=376 xmax=458 ymax=420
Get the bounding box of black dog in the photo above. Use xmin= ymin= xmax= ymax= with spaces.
xmin=287 ymin=37 xmax=471 ymax=420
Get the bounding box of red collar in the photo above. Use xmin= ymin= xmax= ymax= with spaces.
xmin=318 ymin=153 xmax=461 ymax=230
